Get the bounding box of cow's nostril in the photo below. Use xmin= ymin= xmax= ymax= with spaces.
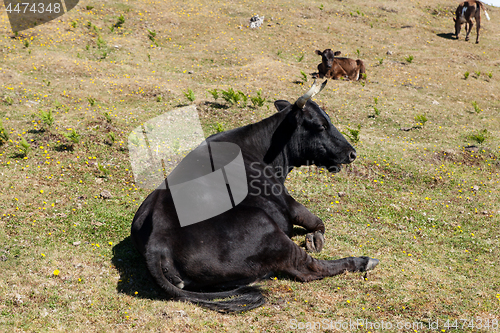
xmin=348 ymin=151 xmax=357 ymax=163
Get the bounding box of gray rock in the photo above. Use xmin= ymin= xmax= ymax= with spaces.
xmin=100 ymin=190 xmax=112 ymax=199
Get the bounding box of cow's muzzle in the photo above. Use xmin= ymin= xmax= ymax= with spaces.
xmin=327 ymin=150 xmax=356 ymax=172
xmin=348 ymin=150 xmax=357 ymax=163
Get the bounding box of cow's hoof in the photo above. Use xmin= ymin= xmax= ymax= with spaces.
xmin=365 ymin=258 xmax=379 ymax=271
xmin=305 ymin=231 xmax=324 ymax=253
xmin=465 ymin=37 xmax=469 ymax=41
xmin=476 ymin=41 xmax=479 ymax=44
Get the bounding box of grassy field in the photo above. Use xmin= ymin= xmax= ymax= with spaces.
xmin=1 ymin=0 xmax=499 ymax=331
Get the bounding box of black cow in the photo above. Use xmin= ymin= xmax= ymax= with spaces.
xmin=131 ymin=80 xmax=379 ymax=312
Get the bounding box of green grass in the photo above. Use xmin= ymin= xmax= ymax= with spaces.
xmin=414 ymin=114 xmax=428 ymax=126
xmin=467 ymin=129 xmax=488 ymax=144
xmin=39 ymin=109 xmax=55 ymax=129
xmin=342 ymin=125 xmax=362 ymax=143
xmin=300 ymin=70 xmax=308 ymax=83
xmin=0 ymin=0 xmax=499 ymax=330
xmin=183 ymin=88 xmax=195 ymax=102
xmin=472 ymin=101 xmax=481 ymax=113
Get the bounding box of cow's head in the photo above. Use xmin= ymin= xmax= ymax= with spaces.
xmin=268 ymin=80 xmax=356 ymax=173
xmin=453 ymin=16 xmax=462 ymax=38
xmin=315 ymin=49 xmax=342 ymax=69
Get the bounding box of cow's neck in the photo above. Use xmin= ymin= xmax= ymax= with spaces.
xmin=248 ymin=109 xmax=301 ymax=184
xmin=211 ymin=107 xmax=304 ymax=184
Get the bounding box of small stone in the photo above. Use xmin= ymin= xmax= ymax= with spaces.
xmin=100 ymin=190 xmax=112 ymax=199
xmin=73 ymin=241 xmax=81 ymax=246
xmin=95 ymin=178 xmax=103 ymax=184
xmin=472 ymin=185 xmax=479 ymax=192
xmin=14 ymin=294 xmax=23 ymax=305
xmin=482 ymin=211 xmax=488 ymax=215
xmin=188 ymin=71 xmax=194 ymax=74
xmin=386 ymin=50 xmax=393 ymax=55
xmin=176 ymin=310 xmax=188 ymax=317
xmin=338 ymin=191 xmax=346 ymax=197
xmin=432 ymin=100 xmax=439 ymax=105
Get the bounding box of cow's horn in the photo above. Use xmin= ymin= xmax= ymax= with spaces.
xmin=295 ymin=79 xmax=327 ymax=109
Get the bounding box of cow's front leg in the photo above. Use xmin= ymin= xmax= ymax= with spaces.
xmin=305 ymin=231 xmax=325 ymax=253
xmin=465 ymin=20 xmax=473 ymax=41
xmin=287 ymin=197 xmax=325 ymax=252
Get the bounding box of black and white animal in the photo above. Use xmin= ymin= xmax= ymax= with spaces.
xmin=131 ymin=80 xmax=379 ymax=312
xmin=454 ymin=0 xmax=490 ymax=44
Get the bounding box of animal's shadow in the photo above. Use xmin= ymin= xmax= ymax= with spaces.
xmin=437 ymin=33 xmax=456 ymax=40
xmin=203 ymin=101 xmax=229 ymax=109
xmin=28 ymin=128 xmax=45 ymax=134
xmin=54 ymin=144 xmax=74 ymax=152
xmin=293 ymin=73 xmax=319 ymax=85
xmin=112 ymin=236 xmax=168 ymax=301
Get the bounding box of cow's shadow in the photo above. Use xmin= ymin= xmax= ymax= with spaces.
xmin=112 ymin=236 xmax=167 ymax=300
xmin=437 ymin=33 xmax=456 ymax=40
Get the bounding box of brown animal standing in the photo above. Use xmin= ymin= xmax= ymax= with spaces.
xmin=315 ymin=49 xmax=366 ymax=81
xmin=453 ymin=0 xmax=490 ymax=44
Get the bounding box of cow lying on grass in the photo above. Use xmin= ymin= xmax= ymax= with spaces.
xmin=131 ymin=80 xmax=379 ymax=312
xmin=454 ymin=0 xmax=490 ymax=44
xmin=315 ymin=49 xmax=366 ymax=81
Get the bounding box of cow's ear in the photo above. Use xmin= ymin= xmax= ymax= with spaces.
xmin=334 ymin=51 xmax=341 ymax=56
xmin=274 ymin=100 xmax=292 ymax=112
xmin=315 ymin=50 xmax=322 ymax=55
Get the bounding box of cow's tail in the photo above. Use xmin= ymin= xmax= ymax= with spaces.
xmin=357 ymin=60 xmax=366 ymax=81
xmin=477 ymin=1 xmax=490 ymax=20
xmin=145 ymin=248 xmax=265 ymax=313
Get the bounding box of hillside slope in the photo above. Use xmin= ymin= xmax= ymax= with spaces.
xmin=1 ymin=0 xmax=499 ymax=331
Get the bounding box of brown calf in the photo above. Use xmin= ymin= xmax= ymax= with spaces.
xmin=315 ymin=49 xmax=366 ymax=81
xmin=454 ymin=0 xmax=490 ymax=44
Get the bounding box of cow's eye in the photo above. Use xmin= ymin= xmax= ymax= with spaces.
xmin=322 ymin=124 xmax=328 ymax=131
